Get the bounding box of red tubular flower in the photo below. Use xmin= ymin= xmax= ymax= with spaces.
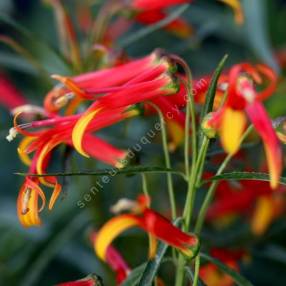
xmin=12 ymin=105 xmax=139 ymax=226
xmin=56 ymin=274 xmax=103 ymax=286
xmin=94 ymin=195 xmax=199 ymax=261
xmin=208 ymin=63 xmax=282 ymax=189
xmin=44 ymin=53 xmax=170 ymax=114
xmin=91 ymin=232 xmax=130 ymax=284
xmin=131 ymin=0 xmax=190 ymax=11
xmin=68 ymin=58 xmax=177 ymax=157
xmin=200 ymin=248 xmax=245 ymax=286
xmin=207 ymin=178 xmax=286 ymax=234
xmin=0 ymin=74 xmax=27 ymax=111
xmin=135 ymin=10 xmax=192 ymax=38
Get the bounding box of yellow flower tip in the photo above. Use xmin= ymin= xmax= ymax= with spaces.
xmin=72 ymin=109 xmax=101 ymax=157
xmin=218 ymin=0 xmax=244 ymax=25
xmin=51 ymin=74 xmax=66 ymax=82
xmin=17 ymin=186 xmax=42 ymax=228
xmin=251 ymin=196 xmax=273 ymax=236
xmin=166 ymin=120 xmax=184 ymax=152
xmin=17 ymin=137 xmax=35 ymax=166
xmin=48 ymin=182 xmax=62 ymax=210
xmin=125 ymin=109 xmax=140 ymax=118
xmin=36 ymin=141 xmax=60 ymax=187
xmin=148 ymin=235 xmax=157 ymax=259
xmin=95 ymin=215 xmax=139 ymax=261
xmin=220 ymin=108 xmax=247 ymax=155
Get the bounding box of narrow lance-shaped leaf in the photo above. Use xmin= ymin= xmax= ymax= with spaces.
xmin=15 ymin=166 xmax=186 ymax=179
xmin=204 ymin=172 xmax=286 ymax=186
xmin=118 ymin=4 xmax=190 ymax=49
xmin=200 ymin=54 xmax=228 ymax=121
xmin=198 ymin=55 xmax=228 ymax=146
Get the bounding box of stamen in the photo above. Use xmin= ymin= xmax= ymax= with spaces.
xmin=54 ymin=92 xmax=75 ymax=108
xmin=21 ymin=188 xmax=31 ymax=215
xmin=6 ymin=127 xmax=18 ymax=142
xmin=11 ymin=105 xmax=46 ymax=116
xmin=110 ymin=198 xmax=138 ymax=214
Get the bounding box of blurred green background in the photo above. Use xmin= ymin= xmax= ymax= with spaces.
xmin=1 ymin=0 xmax=286 ymax=285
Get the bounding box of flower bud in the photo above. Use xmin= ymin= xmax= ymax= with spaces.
xmin=201 ymin=112 xmax=217 ymax=139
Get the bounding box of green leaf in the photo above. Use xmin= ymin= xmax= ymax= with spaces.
xmin=118 ymin=4 xmax=190 ymax=49
xmin=121 ymin=263 xmax=147 ymax=286
xmin=200 ymin=54 xmax=228 ymax=122
xmin=0 ymin=52 xmax=36 ymax=74
xmin=242 ymin=0 xmax=279 ymax=71
xmin=0 ymin=13 xmax=71 ymax=75
xmin=19 ymin=211 xmax=90 ymax=286
xmin=185 ymin=266 xmax=206 ymax=286
xmin=137 ymin=218 xmax=182 ymax=286
xmin=137 ymin=242 xmax=168 ymax=286
xmin=204 ymin=172 xmax=286 ymax=186
xmin=15 ymin=166 xmax=186 ymax=179
xmin=256 ymin=244 xmax=286 ymax=265
xmin=200 ymin=253 xmax=254 ymax=286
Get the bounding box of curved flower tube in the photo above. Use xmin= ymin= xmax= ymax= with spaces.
xmin=130 ymin=0 xmax=190 ymax=11
xmin=94 ymin=195 xmax=199 ymax=261
xmin=56 ymin=274 xmax=103 ymax=286
xmin=91 ymin=232 xmax=130 ymax=284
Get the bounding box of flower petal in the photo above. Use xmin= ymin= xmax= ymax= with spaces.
xmin=72 ymin=109 xmax=101 ymax=157
xmin=251 ymin=196 xmax=274 ymax=235
xmin=95 ymin=215 xmax=140 ymax=261
xmin=219 ymin=107 xmax=247 ymax=155
xmin=218 ymin=0 xmax=244 ymax=24
xmin=246 ymin=101 xmax=282 ymax=189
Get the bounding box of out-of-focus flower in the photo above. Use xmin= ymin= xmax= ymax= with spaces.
xmin=94 ymin=195 xmax=199 ymax=261
xmin=91 ymin=232 xmax=130 ymax=284
xmin=0 ymin=74 xmax=27 ymax=111
xmin=206 ymin=64 xmax=282 ymax=189
xmin=200 ymin=248 xmax=245 ymax=286
xmin=135 ymin=9 xmax=192 ymax=38
xmin=206 ymin=178 xmax=286 ymax=235
xmin=130 ymin=0 xmax=190 ymax=11
xmin=56 ymin=274 xmax=103 ymax=286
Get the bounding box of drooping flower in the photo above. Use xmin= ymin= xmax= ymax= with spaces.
xmin=10 ymin=52 xmax=180 ymax=227
xmin=90 ymin=232 xmax=130 ymax=284
xmin=206 ymin=177 xmax=286 ymax=235
xmin=56 ymin=274 xmax=103 ymax=286
xmin=94 ymin=195 xmax=199 ymax=262
xmin=200 ymin=248 xmax=245 ymax=286
xmin=130 ymin=0 xmax=190 ymax=11
xmin=206 ymin=63 xmax=282 ymax=189
xmin=135 ymin=9 xmax=192 ymax=38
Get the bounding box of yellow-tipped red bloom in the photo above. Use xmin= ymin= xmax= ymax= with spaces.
xmin=94 ymin=195 xmax=199 ymax=261
xmin=208 ymin=63 xmax=282 ymax=189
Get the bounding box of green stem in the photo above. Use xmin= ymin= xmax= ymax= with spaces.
xmin=141 ymin=173 xmax=149 ymax=198
xmin=148 ymin=102 xmax=177 ymax=220
xmin=175 ymin=136 xmax=209 ymax=286
xmin=194 ymin=126 xmax=253 ymax=234
xmin=184 ymin=136 xmax=209 ymax=229
xmin=193 ymin=256 xmax=200 ymax=286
